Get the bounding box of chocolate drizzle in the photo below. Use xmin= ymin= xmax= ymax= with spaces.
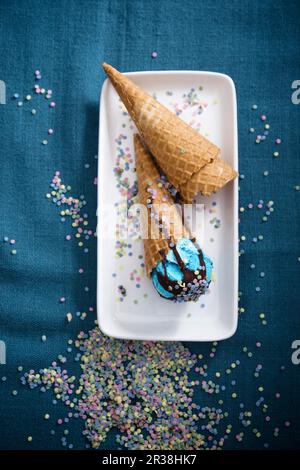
xmin=155 ymin=238 xmax=210 ymax=303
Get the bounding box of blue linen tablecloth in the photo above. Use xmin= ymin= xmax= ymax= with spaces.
xmin=0 ymin=0 xmax=299 ymax=450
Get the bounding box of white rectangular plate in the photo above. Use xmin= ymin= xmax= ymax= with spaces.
xmin=97 ymin=70 xmax=238 ymax=341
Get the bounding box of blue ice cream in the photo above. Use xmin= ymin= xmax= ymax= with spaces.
xmin=151 ymin=238 xmax=213 ymax=302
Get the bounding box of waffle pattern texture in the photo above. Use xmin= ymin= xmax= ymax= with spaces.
xmin=134 ymin=134 xmax=190 ymax=275
xmin=103 ymin=63 xmax=220 ymax=190
xmin=103 ymin=63 xmax=237 ymax=201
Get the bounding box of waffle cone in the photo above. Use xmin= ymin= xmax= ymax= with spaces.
xmin=179 ymin=158 xmax=238 ymax=203
xmin=103 ymin=63 xmax=220 ymax=189
xmin=134 ymin=134 xmax=190 ymax=276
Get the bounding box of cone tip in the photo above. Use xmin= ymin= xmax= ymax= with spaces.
xmin=102 ymin=62 xmax=112 ymax=74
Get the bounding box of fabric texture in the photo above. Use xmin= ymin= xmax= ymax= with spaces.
xmin=0 ymin=0 xmax=299 ymax=450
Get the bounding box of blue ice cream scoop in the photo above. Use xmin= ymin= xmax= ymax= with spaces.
xmin=151 ymin=238 xmax=213 ymax=302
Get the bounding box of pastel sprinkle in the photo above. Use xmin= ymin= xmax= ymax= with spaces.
xmin=66 ymin=313 xmax=72 ymax=322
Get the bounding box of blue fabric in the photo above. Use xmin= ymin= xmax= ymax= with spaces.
xmin=0 ymin=0 xmax=300 ymax=450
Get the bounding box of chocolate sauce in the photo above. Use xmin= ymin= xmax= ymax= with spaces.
xmin=156 ymin=240 xmax=209 ymax=302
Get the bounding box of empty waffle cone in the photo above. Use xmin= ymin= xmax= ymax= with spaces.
xmin=103 ymin=63 xmax=220 ymax=190
xmin=134 ymin=134 xmax=190 ymax=276
xmin=179 ymin=158 xmax=238 ymax=203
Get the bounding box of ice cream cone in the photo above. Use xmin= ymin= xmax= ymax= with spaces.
xmin=134 ymin=134 xmax=190 ymax=276
xmin=179 ymin=158 xmax=238 ymax=203
xmin=103 ymin=63 xmax=220 ymax=190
